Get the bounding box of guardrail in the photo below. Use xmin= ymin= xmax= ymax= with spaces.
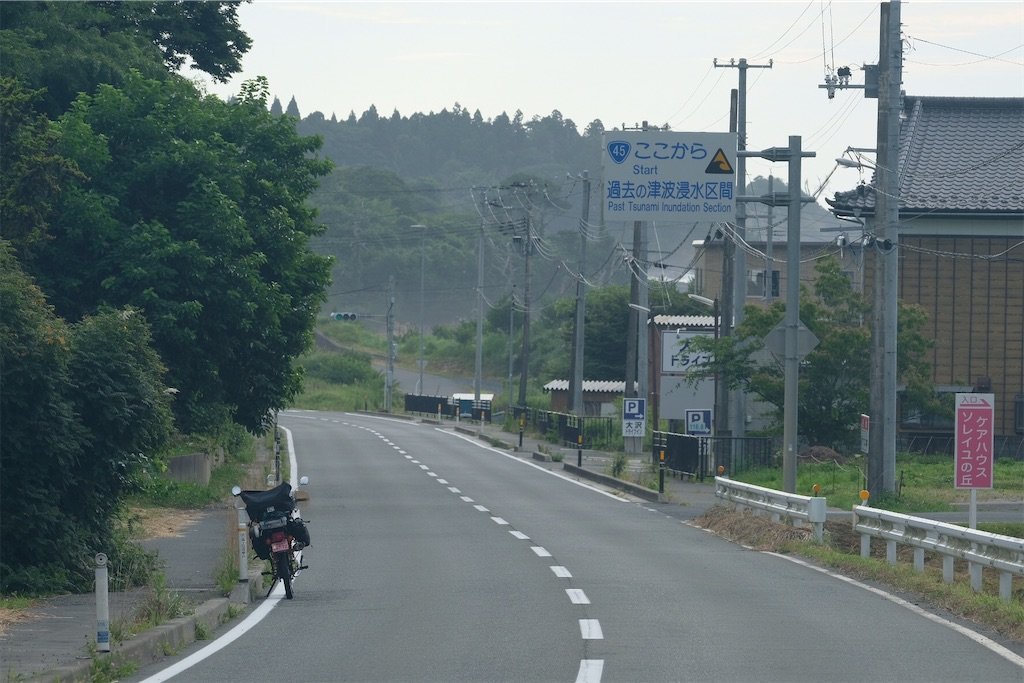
xmin=852 ymin=506 xmax=1024 ymax=602
xmin=714 ymin=477 xmax=826 ymax=542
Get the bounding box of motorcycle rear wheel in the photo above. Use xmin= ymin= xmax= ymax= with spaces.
xmin=275 ymin=552 xmax=293 ymax=599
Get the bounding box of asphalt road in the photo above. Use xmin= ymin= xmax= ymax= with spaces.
xmin=129 ymin=411 xmax=1024 ymax=682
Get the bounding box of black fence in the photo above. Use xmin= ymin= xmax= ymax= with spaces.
xmin=899 ymin=431 xmax=1024 ymax=459
xmin=652 ymin=431 xmax=775 ymax=481
xmin=511 ymin=407 xmax=618 ymax=450
xmin=403 ymin=394 xmax=492 ymax=423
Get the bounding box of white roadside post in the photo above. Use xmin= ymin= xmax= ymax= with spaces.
xmin=237 ymin=507 xmax=249 ymax=583
xmin=95 ymin=552 xmax=110 ymax=653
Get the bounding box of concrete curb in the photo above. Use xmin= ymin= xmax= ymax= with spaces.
xmin=25 ymin=572 xmax=265 ymax=683
xmin=562 ymin=463 xmax=664 ymax=503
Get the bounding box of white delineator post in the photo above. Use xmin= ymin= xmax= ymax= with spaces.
xmin=95 ymin=552 xmax=110 ymax=652
xmin=237 ymin=507 xmax=249 ymax=583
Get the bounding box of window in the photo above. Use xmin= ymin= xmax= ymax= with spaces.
xmin=748 ymin=269 xmax=779 ymax=298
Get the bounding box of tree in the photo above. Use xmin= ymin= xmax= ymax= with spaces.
xmin=0 ymin=245 xmax=171 ymax=593
xmin=685 ymin=257 xmax=935 ymax=450
xmin=0 ymin=78 xmax=84 ymax=261
xmin=22 ymin=74 xmax=332 ymax=433
xmin=112 ymin=1 xmax=252 ymax=81
xmin=0 ymin=1 xmax=251 ymax=118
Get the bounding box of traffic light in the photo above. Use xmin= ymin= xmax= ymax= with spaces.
xmin=331 ymin=312 xmax=357 ymax=321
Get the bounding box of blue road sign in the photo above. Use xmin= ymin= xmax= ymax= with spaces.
xmin=624 ymin=398 xmax=646 ymax=421
xmin=685 ymin=409 xmax=713 ymax=436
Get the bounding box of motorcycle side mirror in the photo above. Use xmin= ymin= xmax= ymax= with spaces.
xmin=298 ymin=476 xmax=309 ymax=486
xmin=231 ymin=485 xmax=242 ymax=496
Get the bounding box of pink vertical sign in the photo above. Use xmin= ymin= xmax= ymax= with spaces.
xmin=954 ymin=393 xmax=994 ymax=489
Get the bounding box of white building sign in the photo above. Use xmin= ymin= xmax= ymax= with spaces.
xmin=602 ymin=131 xmax=737 ymax=222
xmin=662 ymin=331 xmax=714 ymax=374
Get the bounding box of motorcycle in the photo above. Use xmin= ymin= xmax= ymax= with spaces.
xmin=232 ymin=476 xmax=310 ymax=599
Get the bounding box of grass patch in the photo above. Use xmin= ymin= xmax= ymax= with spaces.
xmin=87 ymin=648 xmax=137 ymax=683
xmin=292 ymin=378 xmax=383 ymax=412
xmin=132 ymin=572 xmax=190 ymax=629
xmin=215 ymin=546 xmax=240 ymax=597
xmin=732 ymin=452 xmax=1024 ymax=513
xmin=696 ymin=506 xmax=1024 ymax=643
xmin=608 ymin=453 xmax=629 ymax=479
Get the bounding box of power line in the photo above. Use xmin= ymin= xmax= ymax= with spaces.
xmin=906 ymin=35 xmax=1024 ymax=67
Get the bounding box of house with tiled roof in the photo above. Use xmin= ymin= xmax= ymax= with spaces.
xmin=827 ymin=96 xmax=1024 ymax=452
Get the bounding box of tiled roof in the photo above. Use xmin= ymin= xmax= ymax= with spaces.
xmin=827 ymin=96 xmax=1024 ymax=217
xmin=543 ymin=380 xmax=636 ymax=393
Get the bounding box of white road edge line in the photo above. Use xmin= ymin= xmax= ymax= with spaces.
xmin=436 ymin=429 xmax=626 ymax=502
xmin=765 ymin=552 xmax=1024 ymax=669
xmin=140 ymin=424 xmax=305 ymax=681
xmin=138 ymin=591 xmax=282 ymax=682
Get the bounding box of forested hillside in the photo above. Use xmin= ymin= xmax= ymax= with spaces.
xmin=284 ymin=96 xmax=845 ymax=328
xmin=291 ymin=100 xmax=627 ymax=328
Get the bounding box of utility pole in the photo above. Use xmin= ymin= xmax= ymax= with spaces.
xmin=413 ymin=224 xmax=427 ymax=395
xmin=474 ymin=218 xmax=484 ymax=401
xmin=623 ymin=122 xmax=651 ymax=413
xmin=507 ymin=284 xmax=516 ymax=410
xmin=765 ymin=175 xmax=774 ymax=304
xmin=738 ymin=138 xmax=817 ymax=493
xmin=517 ymin=212 xmax=532 ymax=409
xmin=385 ymin=276 xmax=395 ymax=413
xmin=869 ymin=0 xmax=902 ymax=495
xmin=625 ymin=219 xmax=639 ymax=401
xmin=569 ymin=171 xmax=591 ymax=415
xmin=715 ymin=57 xmax=773 ymax=441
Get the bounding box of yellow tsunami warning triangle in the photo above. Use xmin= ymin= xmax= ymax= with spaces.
xmin=705 ymin=149 xmax=734 ymax=174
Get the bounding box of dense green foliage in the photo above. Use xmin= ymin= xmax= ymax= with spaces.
xmin=3 ymin=69 xmax=331 ymax=436
xmin=293 ymin=350 xmax=386 ymax=412
xmin=0 ymin=247 xmax=173 ymax=592
xmin=0 ymin=1 xmax=333 ymax=594
xmin=0 ymin=1 xmax=249 ymax=119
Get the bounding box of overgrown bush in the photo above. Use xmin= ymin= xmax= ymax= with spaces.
xmin=299 ymin=350 xmax=379 ymax=385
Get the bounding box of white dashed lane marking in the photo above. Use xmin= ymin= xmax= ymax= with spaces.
xmin=375 ymin=424 xmax=602 ymax=682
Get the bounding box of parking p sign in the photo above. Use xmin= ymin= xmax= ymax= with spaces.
xmin=623 ymin=398 xmax=646 ymax=438
xmin=685 ymin=409 xmax=713 ymax=436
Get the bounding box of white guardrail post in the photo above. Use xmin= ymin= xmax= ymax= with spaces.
xmin=715 ymin=477 xmax=827 ymax=542
xmin=852 ymin=505 xmax=1024 ymax=602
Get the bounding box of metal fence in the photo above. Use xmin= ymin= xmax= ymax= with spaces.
xmin=653 ymin=431 xmax=775 ymax=481
xmin=403 ymin=394 xmax=492 ymax=422
xmin=511 ymin=407 xmax=618 ymax=450
xmin=899 ymin=431 xmax=1024 ymax=459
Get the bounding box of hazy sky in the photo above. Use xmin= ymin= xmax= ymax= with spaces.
xmin=192 ymin=0 xmax=1024 ymax=200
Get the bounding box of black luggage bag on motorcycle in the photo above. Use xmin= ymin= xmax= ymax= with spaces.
xmin=238 ymin=482 xmax=311 ymax=558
